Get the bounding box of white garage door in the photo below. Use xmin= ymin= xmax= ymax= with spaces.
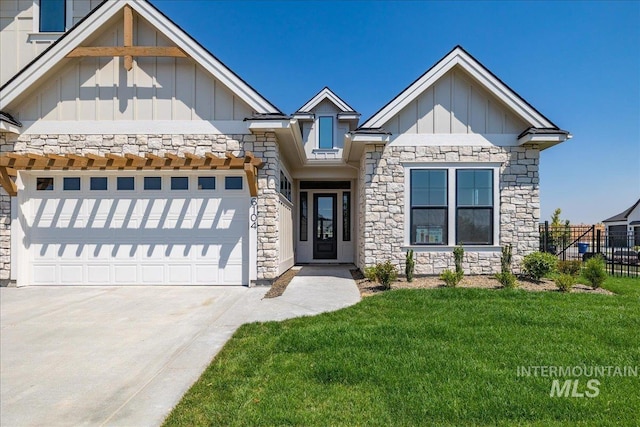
xmin=20 ymin=172 xmax=249 ymax=286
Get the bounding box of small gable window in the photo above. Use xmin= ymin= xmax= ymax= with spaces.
xmin=40 ymin=0 xmax=66 ymax=32
xmin=318 ymin=116 xmax=334 ymax=149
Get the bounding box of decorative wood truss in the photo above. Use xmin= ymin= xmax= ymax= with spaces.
xmin=65 ymin=5 xmax=187 ymax=71
xmin=0 ymin=152 xmax=263 ymax=197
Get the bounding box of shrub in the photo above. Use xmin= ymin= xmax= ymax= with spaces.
xmin=554 ymin=273 xmax=576 ymax=292
xmin=364 ymin=266 xmax=377 ymax=282
xmin=405 ymin=250 xmax=415 ymax=283
xmin=495 ymin=271 xmax=518 ymax=289
xmin=558 ymin=260 xmax=582 ymax=277
xmin=522 ymin=252 xmax=557 ymax=282
xmin=367 ymin=261 xmax=398 ymax=290
xmin=583 ymin=255 xmax=607 ymax=289
xmin=453 ymin=246 xmax=464 ymax=274
xmin=496 ymin=244 xmax=518 ymax=289
xmin=440 ymin=269 xmax=463 ymax=288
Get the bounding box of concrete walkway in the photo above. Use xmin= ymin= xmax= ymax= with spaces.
xmin=0 ymin=265 xmax=360 ymax=427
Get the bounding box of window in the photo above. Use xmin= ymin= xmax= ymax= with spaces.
xmin=63 ymin=177 xmax=80 ymax=191
xmin=410 ymin=170 xmax=447 ymax=245
xmin=117 ymin=177 xmax=135 ymax=191
xmin=225 ymin=176 xmax=243 ymax=190
xmin=40 ymin=0 xmax=66 ymax=32
xmin=343 ymin=192 xmax=351 ymax=241
xmin=144 ymin=177 xmax=162 ymax=190
xmin=318 ymin=116 xmax=333 ymax=149
xmin=171 ymin=177 xmax=189 ymax=190
xmin=36 ymin=177 xmax=54 ymax=191
xmin=280 ymin=172 xmax=291 ymax=201
xmin=198 ymin=177 xmax=216 ymax=190
xmin=456 ymin=170 xmax=493 ymax=245
xmin=300 ymin=192 xmax=308 ymax=241
xmin=90 ymin=177 xmax=107 ymax=191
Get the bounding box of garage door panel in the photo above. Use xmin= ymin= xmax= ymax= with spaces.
xmin=60 ymin=265 xmax=84 ymax=284
xmin=87 ymin=265 xmax=111 ymax=284
xmin=25 ymin=173 xmax=249 ymax=286
xmin=141 ymin=264 xmax=165 ymax=284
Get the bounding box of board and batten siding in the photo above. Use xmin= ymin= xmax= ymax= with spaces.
xmin=0 ymin=0 xmax=102 ymax=86
xmin=9 ymin=14 xmax=255 ymax=122
xmin=301 ymin=99 xmax=349 ymax=157
xmin=382 ymin=68 xmax=528 ymax=135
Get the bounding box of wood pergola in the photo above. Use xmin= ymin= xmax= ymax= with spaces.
xmin=0 ymin=151 xmax=263 ymax=197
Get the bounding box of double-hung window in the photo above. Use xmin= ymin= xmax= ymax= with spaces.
xmin=456 ymin=170 xmax=494 ymax=245
xmin=409 ymin=167 xmax=496 ymax=246
xmin=410 ymin=170 xmax=447 ymax=245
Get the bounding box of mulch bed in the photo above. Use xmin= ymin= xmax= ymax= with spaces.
xmin=350 ymin=269 xmax=614 ymax=297
xmin=264 ymin=267 xmax=299 ymax=298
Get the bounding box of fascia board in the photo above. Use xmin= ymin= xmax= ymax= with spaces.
xmin=298 ymin=88 xmax=353 ymax=113
xmin=2 ymin=0 xmax=280 ymax=114
xmin=132 ymin=1 xmax=279 ymax=114
xmin=362 ymin=48 xmax=555 ymax=130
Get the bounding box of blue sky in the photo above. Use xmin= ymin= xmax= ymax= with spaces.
xmin=154 ymin=0 xmax=640 ymax=224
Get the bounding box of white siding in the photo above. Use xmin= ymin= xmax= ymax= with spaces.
xmin=382 ymin=67 xmax=528 ymax=135
xmin=0 ymin=0 xmax=101 ymax=86
xmin=9 ymin=15 xmax=255 ymax=122
xmin=278 ymin=195 xmax=294 ymax=274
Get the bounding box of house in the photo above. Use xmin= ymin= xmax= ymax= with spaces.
xmin=602 ymin=198 xmax=640 ymax=248
xmin=0 ymin=0 xmax=571 ymax=287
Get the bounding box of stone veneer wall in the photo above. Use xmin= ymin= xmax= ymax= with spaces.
xmin=0 ymin=131 xmax=281 ymax=284
xmin=359 ymin=144 xmax=540 ymax=275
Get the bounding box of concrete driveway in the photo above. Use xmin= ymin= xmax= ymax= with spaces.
xmin=0 ymin=266 xmax=360 ymax=427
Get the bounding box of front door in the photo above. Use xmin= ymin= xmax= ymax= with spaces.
xmin=313 ymin=194 xmax=337 ymax=259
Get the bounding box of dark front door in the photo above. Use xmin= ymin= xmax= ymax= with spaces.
xmin=313 ymin=194 xmax=337 ymax=259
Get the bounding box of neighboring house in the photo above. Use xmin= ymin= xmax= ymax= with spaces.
xmin=602 ymin=198 xmax=640 ymax=248
xmin=0 ymin=0 xmax=571 ymax=287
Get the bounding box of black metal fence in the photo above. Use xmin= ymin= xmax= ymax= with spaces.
xmin=539 ymin=222 xmax=639 ymax=277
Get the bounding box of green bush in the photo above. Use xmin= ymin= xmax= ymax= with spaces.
xmin=583 ymin=255 xmax=607 ymax=289
xmin=558 ymin=260 xmax=582 ymax=277
xmin=495 ymin=271 xmax=518 ymax=289
xmin=453 ymin=246 xmax=464 ymax=274
xmin=367 ymin=261 xmax=398 ymax=290
xmin=522 ymin=252 xmax=557 ymax=282
xmin=364 ymin=266 xmax=377 ymax=282
xmin=440 ymin=269 xmax=463 ymax=288
xmin=405 ymin=250 xmax=415 ymax=283
xmin=554 ymin=273 xmax=576 ymax=292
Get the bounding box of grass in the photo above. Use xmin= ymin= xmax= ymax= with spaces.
xmin=164 ymin=276 xmax=640 ymax=426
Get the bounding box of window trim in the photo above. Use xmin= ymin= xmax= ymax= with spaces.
xmin=404 ymin=163 xmax=500 ymax=248
xmin=35 ymin=0 xmax=72 ymax=33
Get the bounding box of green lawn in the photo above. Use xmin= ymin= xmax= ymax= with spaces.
xmin=164 ymin=277 xmax=640 ymax=426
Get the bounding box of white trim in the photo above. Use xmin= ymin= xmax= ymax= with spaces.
xmin=10 ymin=197 xmax=18 ymax=281
xmin=0 ymin=122 xmax=21 ymax=134
xmin=389 ymin=133 xmax=518 ymax=147
xmin=348 ymin=134 xmax=390 ymax=143
xmin=297 ymin=87 xmax=354 ymax=113
xmin=32 ymin=0 xmax=73 ymax=33
xmin=2 ymin=0 xmax=279 ymax=114
xmin=517 ymin=133 xmax=570 ymax=145
xmin=247 ymin=120 xmax=291 ymax=131
xmin=18 ymin=120 xmax=250 ymax=135
xmin=403 ymin=163 xmax=501 ymax=247
xmin=362 ymin=47 xmax=555 ymax=129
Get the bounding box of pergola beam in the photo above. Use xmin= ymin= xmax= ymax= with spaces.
xmin=0 ymin=152 xmax=264 ymax=196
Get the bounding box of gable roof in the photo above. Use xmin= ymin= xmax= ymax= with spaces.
xmin=360 ymin=45 xmax=559 ymax=130
xmin=0 ymin=0 xmax=281 ymax=114
xmin=295 ymin=87 xmax=358 ymax=114
xmin=603 ymin=198 xmax=640 ymax=223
